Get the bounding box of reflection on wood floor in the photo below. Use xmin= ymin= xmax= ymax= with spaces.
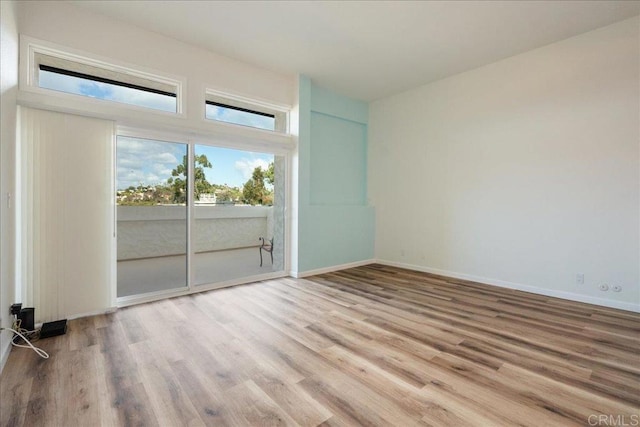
xmin=2 ymin=264 xmax=639 ymax=426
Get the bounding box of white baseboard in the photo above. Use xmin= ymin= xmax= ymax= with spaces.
xmin=66 ymin=307 xmax=118 ymax=321
xmin=117 ymin=271 xmax=288 ymax=308
xmin=375 ymin=259 xmax=640 ymax=313
xmin=291 ymin=259 xmax=376 ymax=278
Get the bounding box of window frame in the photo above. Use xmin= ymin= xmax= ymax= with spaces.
xmin=20 ymin=36 xmax=185 ymax=116
xmin=115 ymin=126 xmax=292 ymax=308
xmin=16 ymin=38 xmax=296 ymax=311
xmin=204 ymin=90 xmax=288 ymax=133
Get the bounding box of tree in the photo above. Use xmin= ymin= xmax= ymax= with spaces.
xmin=241 ymin=163 xmax=275 ymax=205
xmin=214 ymin=186 xmax=242 ymax=204
xmin=242 ymin=166 xmax=266 ymax=205
xmin=265 ymin=162 xmax=275 ymax=186
xmin=167 ymin=154 xmax=212 ymax=204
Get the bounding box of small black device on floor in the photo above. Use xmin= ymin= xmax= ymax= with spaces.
xmin=18 ymin=307 xmax=35 ymax=331
xmin=40 ymin=319 xmax=67 ymax=339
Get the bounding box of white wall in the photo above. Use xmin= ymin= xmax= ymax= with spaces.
xmin=0 ymin=0 xmax=19 ymax=370
xmin=10 ymin=2 xmax=296 ymax=323
xmin=17 ymin=1 xmax=293 ymax=105
xmin=369 ymin=17 xmax=640 ymax=311
xmin=16 ymin=1 xmax=294 ymax=149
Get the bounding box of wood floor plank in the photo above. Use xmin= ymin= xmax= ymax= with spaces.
xmin=2 ymin=264 xmax=638 ymax=426
xmin=22 ymin=341 xmax=67 ymax=426
xmin=110 ymin=382 xmax=159 ymax=427
xmin=420 ymin=356 xmax=585 ymax=426
xmin=316 ymin=344 xmax=483 ymax=426
xmin=251 ymin=366 xmax=333 ymax=427
xmin=232 ymin=294 xmax=335 ymax=352
xmin=128 ymin=340 xmax=203 ymax=426
xmin=298 ymin=373 xmax=421 ymax=427
xmin=496 ymin=363 xmax=638 ymax=419
xmin=224 ymin=380 xmax=300 ymax=426
xmin=169 ymin=358 xmax=233 ymax=426
xmin=88 ymin=344 xmax=121 ymax=427
xmin=0 ymin=376 xmax=32 ymax=427
xmin=61 ymin=347 xmax=103 ymax=426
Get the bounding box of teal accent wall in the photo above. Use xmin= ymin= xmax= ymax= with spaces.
xmin=297 ymin=76 xmax=375 ymax=273
xmin=310 ymin=112 xmax=367 ymax=205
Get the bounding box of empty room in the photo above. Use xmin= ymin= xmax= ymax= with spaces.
xmin=1 ymin=1 xmax=638 ymax=426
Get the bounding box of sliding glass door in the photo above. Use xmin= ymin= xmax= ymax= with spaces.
xmin=116 ymin=136 xmax=188 ymax=297
xmin=116 ymin=135 xmax=286 ymax=300
xmin=192 ymin=144 xmax=285 ymax=285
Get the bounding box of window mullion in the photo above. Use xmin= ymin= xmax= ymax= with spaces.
xmin=187 ymin=141 xmax=195 ymax=291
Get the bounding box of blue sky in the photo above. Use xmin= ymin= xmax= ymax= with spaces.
xmin=40 ymin=69 xmax=276 ymax=132
xmin=39 ymin=69 xmax=275 ymax=190
xmin=117 ymin=136 xmax=274 ymax=190
xmin=196 ymin=145 xmax=273 ymax=188
xmin=39 ymin=70 xmax=177 ymax=112
xmin=205 ymin=104 xmax=274 ymax=131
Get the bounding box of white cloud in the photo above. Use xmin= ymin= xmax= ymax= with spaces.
xmin=148 ymin=152 xmax=178 ymax=164
xmin=39 ymin=69 xmax=176 ymax=113
xmin=145 ymin=174 xmax=160 ymax=183
xmin=116 ymin=137 xmax=186 ymax=189
xmin=234 ymin=158 xmax=270 ymax=181
xmin=39 ymin=71 xmax=84 ymax=94
xmin=152 ymin=163 xmax=173 ymax=177
xmin=117 ymin=157 xmax=141 ymax=169
xmin=117 ymin=167 xmax=146 ymax=188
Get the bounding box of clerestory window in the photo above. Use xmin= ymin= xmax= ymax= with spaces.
xmin=32 ymin=50 xmax=180 ymax=113
xmin=205 ymin=92 xmax=287 ymax=133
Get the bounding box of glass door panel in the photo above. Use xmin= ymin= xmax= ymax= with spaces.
xmin=116 ymin=136 xmax=188 ymax=297
xmin=192 ymin=145 xmax=285 ymax=285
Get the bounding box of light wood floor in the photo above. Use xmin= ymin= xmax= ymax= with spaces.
xmin=2 ymin=264 xmax=639 ymax=426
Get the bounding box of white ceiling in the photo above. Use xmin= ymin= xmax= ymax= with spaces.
xmin=71 ymin=1 xmax=640 ymax=102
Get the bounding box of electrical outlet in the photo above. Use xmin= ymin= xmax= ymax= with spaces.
xmin=576 ymin=273 xmax=584 ymax=285
xmin=599 ymin=283 xmax=609 ymax=291
xmin=612 ymin=285 xmax=622 ymax=292
xmin=10 ymin=303 xmax=22 ymax=316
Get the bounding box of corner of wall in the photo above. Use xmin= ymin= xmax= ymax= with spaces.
xmin=368 ymin=18 xmax=639 ymax=310
xmin=288 ymin=75 xmax=310 ymax=275
xmin=296 ymin=79 xmax=375 ymax=274
xmin=0 ymin=0 xmax=19 ymax=372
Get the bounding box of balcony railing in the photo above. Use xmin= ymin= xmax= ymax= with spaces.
xmin=117 ymin=205 xmax=273 ymax=260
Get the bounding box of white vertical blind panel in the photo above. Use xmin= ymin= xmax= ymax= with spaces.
xmin=20 ymin=107 xmax=113 ymax=322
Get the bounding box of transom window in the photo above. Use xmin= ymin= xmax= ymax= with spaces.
xmin=31 ymin=49 xmax=180 ymax=113
xmin=205 ymin=92 xmax=287 ymax=133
